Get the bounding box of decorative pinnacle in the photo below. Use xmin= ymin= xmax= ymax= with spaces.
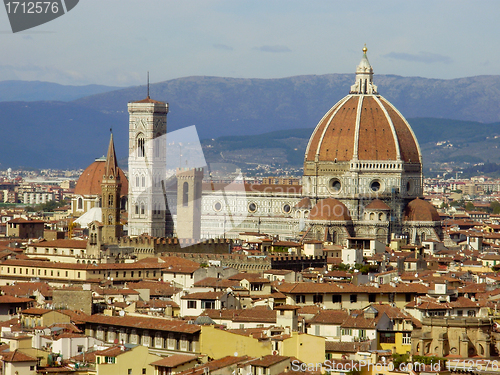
xmin=363 ymin=44 xmax=367 ymax=54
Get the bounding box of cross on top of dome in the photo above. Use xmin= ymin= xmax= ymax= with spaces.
xmin=350 ymin=45 xmax=378 ymax=95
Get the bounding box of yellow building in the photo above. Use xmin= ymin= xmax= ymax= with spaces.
xmin=20 ymin=308 xmax=71 ymax=329
xmin=199 ymin=326 xmax=324 ymax=364
xmin=95 ymin=344 xmax=161 ymax=375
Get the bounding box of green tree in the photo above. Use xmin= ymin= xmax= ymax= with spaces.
xmin=465 ymin=202 xmax=475 ymax=211
xmin=491 ymin=201 xmax=500 ymax=214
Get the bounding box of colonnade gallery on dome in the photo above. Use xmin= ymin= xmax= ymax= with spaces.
xmin=72 ymin=47 xmax=442 ymax=246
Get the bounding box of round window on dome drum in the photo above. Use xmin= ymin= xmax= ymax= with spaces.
xmin=214 ymin=202 xmax=222 ymax=212
xmin=283 ymin=204 xmax=291 ymax=214
xmin=329 ymin=178 xmax=341 ymax=193
xmin=370 ymin=180 xmax=381 ymax=192
xmin=248 ymin=202 xmax=257 ymax=213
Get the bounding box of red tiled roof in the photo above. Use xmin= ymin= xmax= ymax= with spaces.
xmin=150 ymin=354 xmax=199 ymax=368
xmin=30 ymin=239 xmax=87 ymax=249
xmin=0 ymin=295 xmax=33 ymax=304
xmin=0 ymin=349 xmax=37 ymax=362
xmin=309 ymin=310 xmax=349 ymax=324
xmin=176 ymin=356 xmax=250 ymax=375
xmin=82 ymin=314 xmax=201 ymax=334
xmin=247 ymin=355 xmax=289 ymax=367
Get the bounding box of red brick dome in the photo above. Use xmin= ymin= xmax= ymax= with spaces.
xmin=74 ymin=159 xmax=128 ymax=196
xmin=305 ymin=96 xmax=420 ymax=164
xmin=365 ymin=199 xmax=391 ymax=210
xmin=295 ymin=197 xmax=312 ymax=209
xmin=304 ymin=48 xmax=420 ymax=165
xmin=404 ymin=198 xmax=440 ymax=222
xmin=309 ymin=198 xmax=351 ymax=221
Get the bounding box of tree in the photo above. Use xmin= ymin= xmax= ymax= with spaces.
xmin=491 ymin=201 xmax=500 ymax=215
xmin=465 ymin=202 xmax=475 ymax=211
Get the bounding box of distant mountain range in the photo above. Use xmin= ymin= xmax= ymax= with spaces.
xmin=0 ymin=81 xmax=120 ymax=102
xmin=1 ymin=74 xmax=500 ymax=169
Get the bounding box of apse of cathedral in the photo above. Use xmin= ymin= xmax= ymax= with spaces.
xmin=74 ymin=47 xmax=442 ymax=247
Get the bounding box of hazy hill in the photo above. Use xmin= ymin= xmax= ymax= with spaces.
xmin=0 ymin=81 xmax=120 ymax=102
xmin=202 ymin=118 xmax=500 ymax=172
xmin=74 ymin=74 xmax=500 ymax=140
xmin=1 ymin=74 xmax=500 ymax=168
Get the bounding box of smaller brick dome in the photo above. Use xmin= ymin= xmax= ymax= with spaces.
xmin=404 ymin=198 xmax=440 ymax=222
xmin=295 ymin=197 xmax=312 ymax=209
xmin=309 ymin=198 xmax=351 ymax=221
xmin=74 ymin=158 xmax=128 ymax=197
xmin=365 ymin=199 xmax=390 ymax=210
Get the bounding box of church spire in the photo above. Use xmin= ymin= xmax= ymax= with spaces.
xmin=104 ymin=132 xmax=120 ymax=181
xmin=350 ymin=44 xmax=378 ymax=95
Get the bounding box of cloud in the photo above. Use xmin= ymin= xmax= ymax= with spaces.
xmin=213 ymin=43 xmax=233 ymax=51
xmin=254 ymin=45 xmax=291 ymax=53
xmin=383 ymin=51 xmax=452 ymax=64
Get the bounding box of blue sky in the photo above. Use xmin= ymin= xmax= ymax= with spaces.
xmin=0 ymin=0 xmax=498 ymax=86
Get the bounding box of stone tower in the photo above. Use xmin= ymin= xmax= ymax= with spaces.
xmin=101 ymin=133 xmax=122 ymax=243
xmin=128 ymin=96 xmax=168 ymax=237
xmin=176 ymin=167 xmax=203 ymax=240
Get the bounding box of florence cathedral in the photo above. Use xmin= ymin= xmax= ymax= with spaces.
xmin=72 ymin=47 xmax=442 ymax=246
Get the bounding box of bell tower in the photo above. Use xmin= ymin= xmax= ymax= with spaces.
xmin=127 ymin=94 xmax=168 ymax=237
xmin=101 ymin=133 xmax=122 ymax=243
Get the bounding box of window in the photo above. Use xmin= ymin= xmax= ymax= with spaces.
xmin=406 ymin=293 xmax=412 ymax=302
xmin=251 ymin=283 xmax=263 ymax=291
xmin=128 ymin=369 xmax=132 ymax=375
xmin=341 ymin=328 xmax=352 ymax=335
xmin=468 ymin=310 xmax=476 ymax=317
xmin=380 ymin=332 xmax=396 ymax=343
xmin=402 ymin=332 xmax=411 ymax=345
xmin=359 ymin=329 xmax=366 ymax=338
xmin=30 ymin=366 xmax=35 ymax=371
xmin=142 ymin=369 xmax=147 ymax=375
xmin=295 ymin=295 xmax=305 ymax=304
xmin=183 ymin=182 xmax=189 ymax=207
xmin=137 ymin=134 xmax=145 ymax=157
xmin=187 ymin=300 xmax=197 ymax=309
xmin=332 ymin=295 xmax=341 ymax=303
xmin=313 ymin=294 xmax=323 ymax=304
xmin=350 ymin=294 xmax=357 ymax=303
xmin=369 ymin=294 xmax=376 ymax=303
xmin=201 ymin=300 xmax=215 ymax=309
xmin=77 ymin=272 xmax=80 ymax=278
xmin=457 ymin=310 xmax=463 ymax=316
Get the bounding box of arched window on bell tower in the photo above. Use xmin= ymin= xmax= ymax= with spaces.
xmin=137 ymin=133 xmax=145 ymax=157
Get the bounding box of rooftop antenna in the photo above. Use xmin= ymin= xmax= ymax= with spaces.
xmin=147 ymin=71 xmax=150 ymax=99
